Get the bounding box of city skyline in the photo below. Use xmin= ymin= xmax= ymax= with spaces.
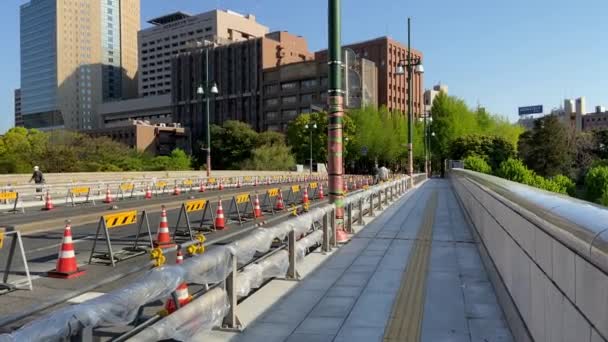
xmin=3 ymin=0 xmax=608 ymax=133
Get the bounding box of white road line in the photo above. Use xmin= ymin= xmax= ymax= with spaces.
xmin=25 ymin=235 xmax=96 ymax=255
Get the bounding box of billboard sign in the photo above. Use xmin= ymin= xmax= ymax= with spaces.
xmin=518 ymin=105 xmax=543 ymax=116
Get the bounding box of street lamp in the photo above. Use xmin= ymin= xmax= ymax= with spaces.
xmin=197 ymin=63 xmax=219 ymax=177
xmin=395 ymin=17 xmax=424 ymax=177
xmin=304 ymin=122 xmax=317 ymax=174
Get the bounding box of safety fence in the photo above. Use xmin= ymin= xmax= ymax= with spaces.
xmin=0 ymin=175 xmax=425 ymax=342
xmin=0 ymin=173 xmax=336 ymax=213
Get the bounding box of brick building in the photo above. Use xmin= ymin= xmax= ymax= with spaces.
xmin=316 ymin=36 xmax=424 ymax=115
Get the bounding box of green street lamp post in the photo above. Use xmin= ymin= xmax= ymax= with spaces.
xmin=396 ymin=17 xmax=424 ymax=177
xmin=197 ymin=48 xmax=219 ymax=177
xmin=304 ymin=122 xmax=317 ymax=175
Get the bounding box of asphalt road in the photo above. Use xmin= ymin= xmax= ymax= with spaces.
xmin=0 ymin=180 xmax=337 ymax=335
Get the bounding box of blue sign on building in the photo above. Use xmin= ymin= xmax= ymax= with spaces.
xmin=518 ymin=105 xmax=543 ymax=116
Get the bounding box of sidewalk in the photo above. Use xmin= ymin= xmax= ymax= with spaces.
xmin=229 ymin=179 xmax=512 ymax=342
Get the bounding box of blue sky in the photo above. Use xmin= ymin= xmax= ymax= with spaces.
xmin=3 ymin=0 xmax=608 ymax=133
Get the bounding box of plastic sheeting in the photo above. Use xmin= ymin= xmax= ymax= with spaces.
xmin=236 ymin=250 xmax=289 ymax=298
xmin=296 ymin=230 xmax=324 ymax=260
xmin=129 ymin=287 xmax=229 ymax=342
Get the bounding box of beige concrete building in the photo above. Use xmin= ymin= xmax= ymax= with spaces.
xmin=87 ymin=121 xmax=188 ymax=156
xmin=20 ymin=0 xmax=140 ymax=130
xmin=99 ymin=94 xmax=172 ymax=128
xmin=138 ymin=9 xmax=269 ymax=97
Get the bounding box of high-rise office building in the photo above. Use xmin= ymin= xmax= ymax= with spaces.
xmin=20 ymin=0 xmax=140 ymax=130
xmin=14 ymin=89 xmax=23 ymax=127
xmin=138 ymin=9 xmax=269 ymax=97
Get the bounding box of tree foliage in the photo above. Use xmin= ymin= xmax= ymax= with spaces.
xmin=496 ymin=158 xmax=573 ymax=195
xmin=0 ymin=128 xmax=191 ymax=173
xmin=463 ymin=155 xmax=492 ymax=174
xmin=450 ymin=134 xmax=515 ymax=171
xmin=518 ymin=115 xmax=572 ymax=178
xmin=241 ymin=144 xmax=296 ymax=171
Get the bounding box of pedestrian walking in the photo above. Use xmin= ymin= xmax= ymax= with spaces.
xmin=29 ymin=166 xmax=45 ymax=200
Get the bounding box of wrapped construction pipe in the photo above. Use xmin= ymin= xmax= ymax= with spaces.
xmin=236 ymin=250 xmax=289 ymax=298
xmin=128 ymin=287 xmax=229 ymax=342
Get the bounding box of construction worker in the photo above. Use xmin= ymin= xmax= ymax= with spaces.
xmin=29 ymin=166 xmax=45 ymax=199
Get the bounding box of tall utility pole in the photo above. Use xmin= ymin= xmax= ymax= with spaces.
xmin=328 ymin=0 xmax=347 ymax=242
xmin=407 ymin=17 xmax=414 ymax=177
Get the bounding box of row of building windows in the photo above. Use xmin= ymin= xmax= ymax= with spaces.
xmin=265 ymin=108 xmax=312 ymax=121
xmin=142 ymin=28 xmax=213 ymax=47
xmin=264 ymin=93 xmax=318 ymax=107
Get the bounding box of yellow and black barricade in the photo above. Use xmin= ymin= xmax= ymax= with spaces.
xmin=154 ymin=181 xmax=168 ymax=196
xmin=172 ymin=198 xmax=216 ymax=240
xmin=182 ymin=179 xmax=195 ymax=192
xmin=207 ymin=177 xmax=217 ymax=186
xmin=308 ymin=182 xmax=319 ymax=200
xmin=66 ymin=186 xmax=95 ymax=206
xmin=0 ymin=192 xmax=24 ymax=214
xmin=88 ymin=210 xmax=153 ymax=267
xmin=117 ymin=182 xmax=135 ymax=200
xmin=285 ymin=184 xmax=302 ymax=206
xmin=260 ymin=188 xmax=280 ymax=215
xmin=226 ymin=192 xmax=254 ymax=225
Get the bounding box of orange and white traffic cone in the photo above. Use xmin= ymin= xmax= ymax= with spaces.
xmin=199 ymin=181 xmax=206 ymax=193
xmin=48 ymin=221 xmax=86 ymax=279
xmin=154 ymin=206 xmax=175 ymax=248
xmin=302 ymin=187 xmax=309 ymax=204
xmin=266 ymin=177 xmax=270 ymax=185
xmin=254 ymin=177 xmax=259 ymax=187
xmin=253 ymin=194 xmax=262 ymax=218
xmin=103 ymin=187 xmax=113 ymax=204
xmin=218 ymin=179 xmax=224 ymax=191
xmin=163 ymin=248 xmax=192 ymax=315
xmin=318 ymin=183 xmax=325 ymax=200
xmin=237 ymin=178 xmax=242 ymax=188
xmin=173 ymin=184 xmax=181 ymax=196
xmin=275 ymin=190 xmax=285 ymax=211
xmin=344 ymin=182 xmax=349 ymax=193
xmin=43 ymin=191 xmax=54 ymax=211
xmin=215 ymin=199 xmax=226 ymax=230
xmin=145 ymin=185 xmax=153 ymax=199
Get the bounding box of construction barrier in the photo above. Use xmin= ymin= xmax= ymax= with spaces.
xmin=207 ymin=177 xmax=217 ymax=186
xmin=66 ymin=186 xmax=95 ymax=206
xmin=88 ymin=210 xmax=153 ymax=267
xmin=226 ymin=193 xmax=255 ymax=225
xmin=0 ymin=192 xmax=24 ymax=214
xmin=308 ymin=182 xmax=319 ymax=200
xmin=0 ymin=227 xmax=32 ymax=293
xmin=155 ymin=181 xmax=169 ymax=196
xmin=117 ymin=183 xmax=136 ymax=200
xmin=172 ymin=199 xmax=216 ymax=240
xmin=285 ymin=185 xmax=302 ymax=206
xmin=260 ymin=188 xmax=280 ymax=215
xmin=182 ymin=179 xmax=195 ymax=192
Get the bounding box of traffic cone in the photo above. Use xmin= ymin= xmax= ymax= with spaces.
xmin=344 ymin=182 xmax=349 ymax=193
xmin=154 ymin=206 xmax=175 ymax=248
xmin=145 ymin=185 xmax=153 ymax=199
xmin=254 ymin=177 xmax=259 ymax=187
xmin=163 ymin=248 xmax=192 ymax=315
xmin=173 ymin=184 xmax=181 ymax=196
xmin=265 ymin=177 xmax=270 ymax=185
xmin=275 ymin=190 xmax=285 ymax=210
xmin=199 ymin=181 xmax=206 ymax=192
xmin=318 ymin=183 xmax=325 ymax=200
xmin=302 ymin=187 xmax=309 ymax=204
xmin=218 ymin=179 xmax=224 ymax=191
xmin=237 ymin=178 xmax=242 ymax=188
xmin=48 ymin=221 xmax=86 ymax=279
xmin=215 ymin=199 xmax=226 ymax=230
xmin=253 ymin=194 xmax=262 ymax=218
xmin=43 ymin=191 xmax=54 ymax=211
xmin=103 ymin=187 xmax=113 ymax=204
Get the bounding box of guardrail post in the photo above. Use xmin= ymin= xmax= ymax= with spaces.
xmin=358 ymin=197 xmax=364 ymax=225
xmin=384 ymin=188 xmax=388 ymax=205
xmin=287 ymin=230 xmax=299 ymax=280
xmin=369 ymin=194 xmax=375 ymax=217
xmin=378 ymin=191 xmax=383 ymax=211
xmin=330 ymin=208 xmax=337 ymax=247
xmin=347 ymin=202 xmax=353 ymax=233
xmin=322 ymin=212 xmax=330 ymax=252
xmin=222 ymin=255 xmax=242 ymax=331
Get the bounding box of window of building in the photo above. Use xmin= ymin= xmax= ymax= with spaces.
xmin=265 ymin=98 xmax=279 ymax=107
xmin=266 ymin=111 xmax=278 ymax=120
xmin=282 ymin=109 xmax=298 ymax=120
xmin=281 ymin=82 xmax=297 ymax=90
xmin=320 ymin=77 xmax=328 ymax=87
xmin=265 ymin=84 xmax=279 ymax=94
xmin=301 ymin=94 xmax=313 ymax=103
xmin=205 ymin=27 xmax=212 ymax=32
xmin=282 ymin=96 xmax=297 ymax=105
xmin=301 ymin=79 xmax=317 ymax=88
xmin=300 ymin=108 xmax=311 ymax=114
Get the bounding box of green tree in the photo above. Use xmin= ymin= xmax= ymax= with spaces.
xmin=169 ymin=149 xmax=191 ymax=170
xmin=519 ymin=115 xmax=572 ymax=177
xmin=450 ymin=135 xmax=515 ymax=171
xmin=463 ymin=155 xmax=492 ymax=174
xmin=585 ymin=166 xmax=608 ymax=202
xmin=208 ymin=120 xmax=258 ymax=169
xmin=241 ymin=144 xmax=296 ymax=171
xmin=256 ymin=131 xmax=285 ymax=147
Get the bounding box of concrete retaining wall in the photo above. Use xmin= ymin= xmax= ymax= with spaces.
xmin=452 ymin=174 xmax=607 ymax=342
xmin=0 ymin=170 xmax=317 ymax=186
